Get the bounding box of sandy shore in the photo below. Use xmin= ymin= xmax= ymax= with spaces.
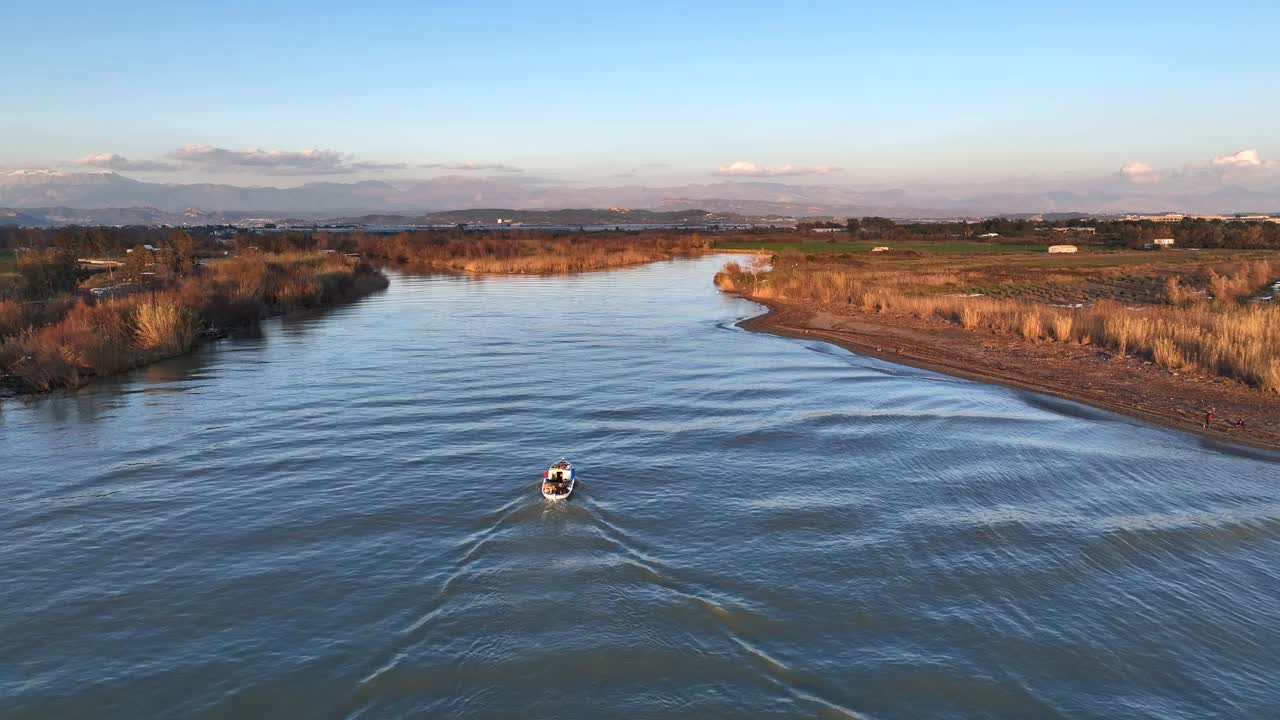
xmin=738 ymin=298 xmax=1280 ymax=453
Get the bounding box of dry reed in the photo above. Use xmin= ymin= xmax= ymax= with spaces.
xmin=360 ymin=233 xmax=710 ymax=275
xmin=716 ymin=258 xmax=1280 ymax=392
xmin=1 ymin=253 xmax=387 ymax=392
xmin=134 ymin=301 xmax=196 ymax=354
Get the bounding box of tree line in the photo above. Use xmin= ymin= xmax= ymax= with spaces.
xmin=4 ymin=230 xmax=200 ymax=300
xmin=0 ymin=225 xmax=217 ymax=255
xmin=834 ymin=216 xmax=1280 ymax=249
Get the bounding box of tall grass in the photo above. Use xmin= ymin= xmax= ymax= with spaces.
xmin=134 ymin=301 xmax=196 ymax=354
xmin=358 ymin=232 xmax=711 ymax=274
xmin=1 ymin=253 xmax=387 ymax=392
xmin=717 ymin=258 xmax=1280 ymax=392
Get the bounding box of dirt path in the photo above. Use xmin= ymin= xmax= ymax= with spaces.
xmin=740 ymin=299 xmax=1280 ymax=453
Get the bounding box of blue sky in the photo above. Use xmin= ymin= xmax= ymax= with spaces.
xmin=5 ymin=1 xmax=1279 ymax=189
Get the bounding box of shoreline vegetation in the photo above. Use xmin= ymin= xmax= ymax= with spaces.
xmin=1 ymin=251 xmax=387 ymax=393
xmin=5 ymin=220 xmax=1279 ymax=449
xmin=0 ymin=230 xmax=712 ymax=394
xmin=715 ymin=248 xmax=1280 ymax=450
xmin=354 ymin=231 xmax=712 ymax=274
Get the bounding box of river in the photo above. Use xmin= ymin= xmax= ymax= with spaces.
xmin=3 ymin=256 xmax=1278 ymax=719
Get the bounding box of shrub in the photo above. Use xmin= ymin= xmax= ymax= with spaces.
xmin=1162 ymin=276 xmax=1190 ymax=306
xmin=17 ymin=249 xmax=79 ymax=299
xmin=134 ymin=301 xmax=196 ymax=354
xmin=2 ymin=253 xmax=386 ymax=392
xmin=0 ymin=300 xmax=22 ymax=337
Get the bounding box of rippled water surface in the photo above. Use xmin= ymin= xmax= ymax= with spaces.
xmin=4 ymin=256 xmax=1279 ymax=719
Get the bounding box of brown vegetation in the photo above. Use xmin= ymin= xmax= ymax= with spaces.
xmin=1 ymin=253 xmax=387 ymax=392
xmin=356 ymin=232 xmax=711 ymax=274
xmin=717 ymin=252 xmax=1280 ymax=392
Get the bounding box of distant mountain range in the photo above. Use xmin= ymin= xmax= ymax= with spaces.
xmin=0 ymin=205 xmax=279 ymax=227
xmin=0 ymin=170 xmax=962 ymax=217
xmin=0 ymin=206 xmax=752 ymax=228
xmin=328 ymin=208 xmax=743 ymax=226
xmin=1 ymin=170 xmax=1276 ymax=226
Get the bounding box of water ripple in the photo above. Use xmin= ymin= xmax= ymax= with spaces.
xmin=2 ymin=257 xmax=1279 ymax=719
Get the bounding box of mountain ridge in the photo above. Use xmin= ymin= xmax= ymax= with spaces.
xmin=2 ymin=170 xmax=1276 ymax=218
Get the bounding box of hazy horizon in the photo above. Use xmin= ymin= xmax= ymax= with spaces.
xmin=6 ymin=1 xmax=1279 ymax=212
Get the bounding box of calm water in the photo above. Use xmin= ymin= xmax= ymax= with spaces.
xmin=3 ymin=256 xmax=1279 ymax=719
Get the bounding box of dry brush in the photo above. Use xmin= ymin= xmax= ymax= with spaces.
xmin=717 ymin=256 xmax=1280 ymax=392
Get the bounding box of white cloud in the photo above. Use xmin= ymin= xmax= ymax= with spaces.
xmin=1212 ymin=148 xmax=1264 ymax=168
xmin=713 ymin=160 xmax=840 ymax=177
xmin=79 ymin=152 xmax=179 ymax=172
xmin=347 ymin=160 xmax=410 ymax=171
xmin=420 ymin=161 xmax=524 ymax=173
xmin=170 ymin=145 xmax=406 ymax=174
xmin=1119 ymin=160 xmax=1160 ymax=184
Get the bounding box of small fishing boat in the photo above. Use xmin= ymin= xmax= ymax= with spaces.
xmin=541 ymin=459 xmax=576 ymax=501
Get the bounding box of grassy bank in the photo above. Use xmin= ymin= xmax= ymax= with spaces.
xmin=1 ymin=253 xmax=387 ymax=392
xmin=717 ymin=251 xmax=1280 ymax=392
xmin=357 ymin=232 xmax=712 ymax=274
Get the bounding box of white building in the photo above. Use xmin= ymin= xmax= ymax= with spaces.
xmin=1124 ymin=213 xmax=1185 ymax=222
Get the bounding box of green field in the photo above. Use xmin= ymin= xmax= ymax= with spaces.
xmin=713 ymin=240 xmax=1057 ymax=255
xmin=0 ymin=249 xmax=16 ymax=274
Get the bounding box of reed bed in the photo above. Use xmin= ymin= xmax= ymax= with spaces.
xmin=357 ymin=232 xmax=711 ymax=274
xmin=134 ymin=301 xmax=196 ymax=354
xmin=1 ymin=254 xmax=387 ymax=392
xmin=717 ymin=257 xmax=1280 ymax=392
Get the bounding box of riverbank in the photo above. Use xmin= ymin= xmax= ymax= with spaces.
xmin=739 ymin=297 xmax=1280 ymax=450
xmin=357 ymin=232 xmax=712 ymax=274
xmin=0 ymin=253 xmax=387 ymax=393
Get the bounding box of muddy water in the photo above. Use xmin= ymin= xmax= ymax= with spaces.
xmin=3 ymin=256 xmax=1278 ymax=718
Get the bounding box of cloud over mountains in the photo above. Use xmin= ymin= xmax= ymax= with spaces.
xmin=68 ymin=147 xmax=530 ymax=177
xmin=3 ymin=145 xmax=1273 ymax=219
xmin=1117 ymin=148 xmax=1277 ymax=187
xmin=2 ymin=164 xmax=1277 ymax=219
xmin=1213 ymin=148 xmax=1267 ymax=168
xmin=713 ymin=161 xmax=840 ymax=177
xmin=170 ymin=145 xmax=408 ymax=174
xmin=1119 ymin=161 xmax=1159 ymax=184
xmin=79 ymin=153 xmax=180 ymax=172
xmin=419 ymin=161 xmax=524 ymax=173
